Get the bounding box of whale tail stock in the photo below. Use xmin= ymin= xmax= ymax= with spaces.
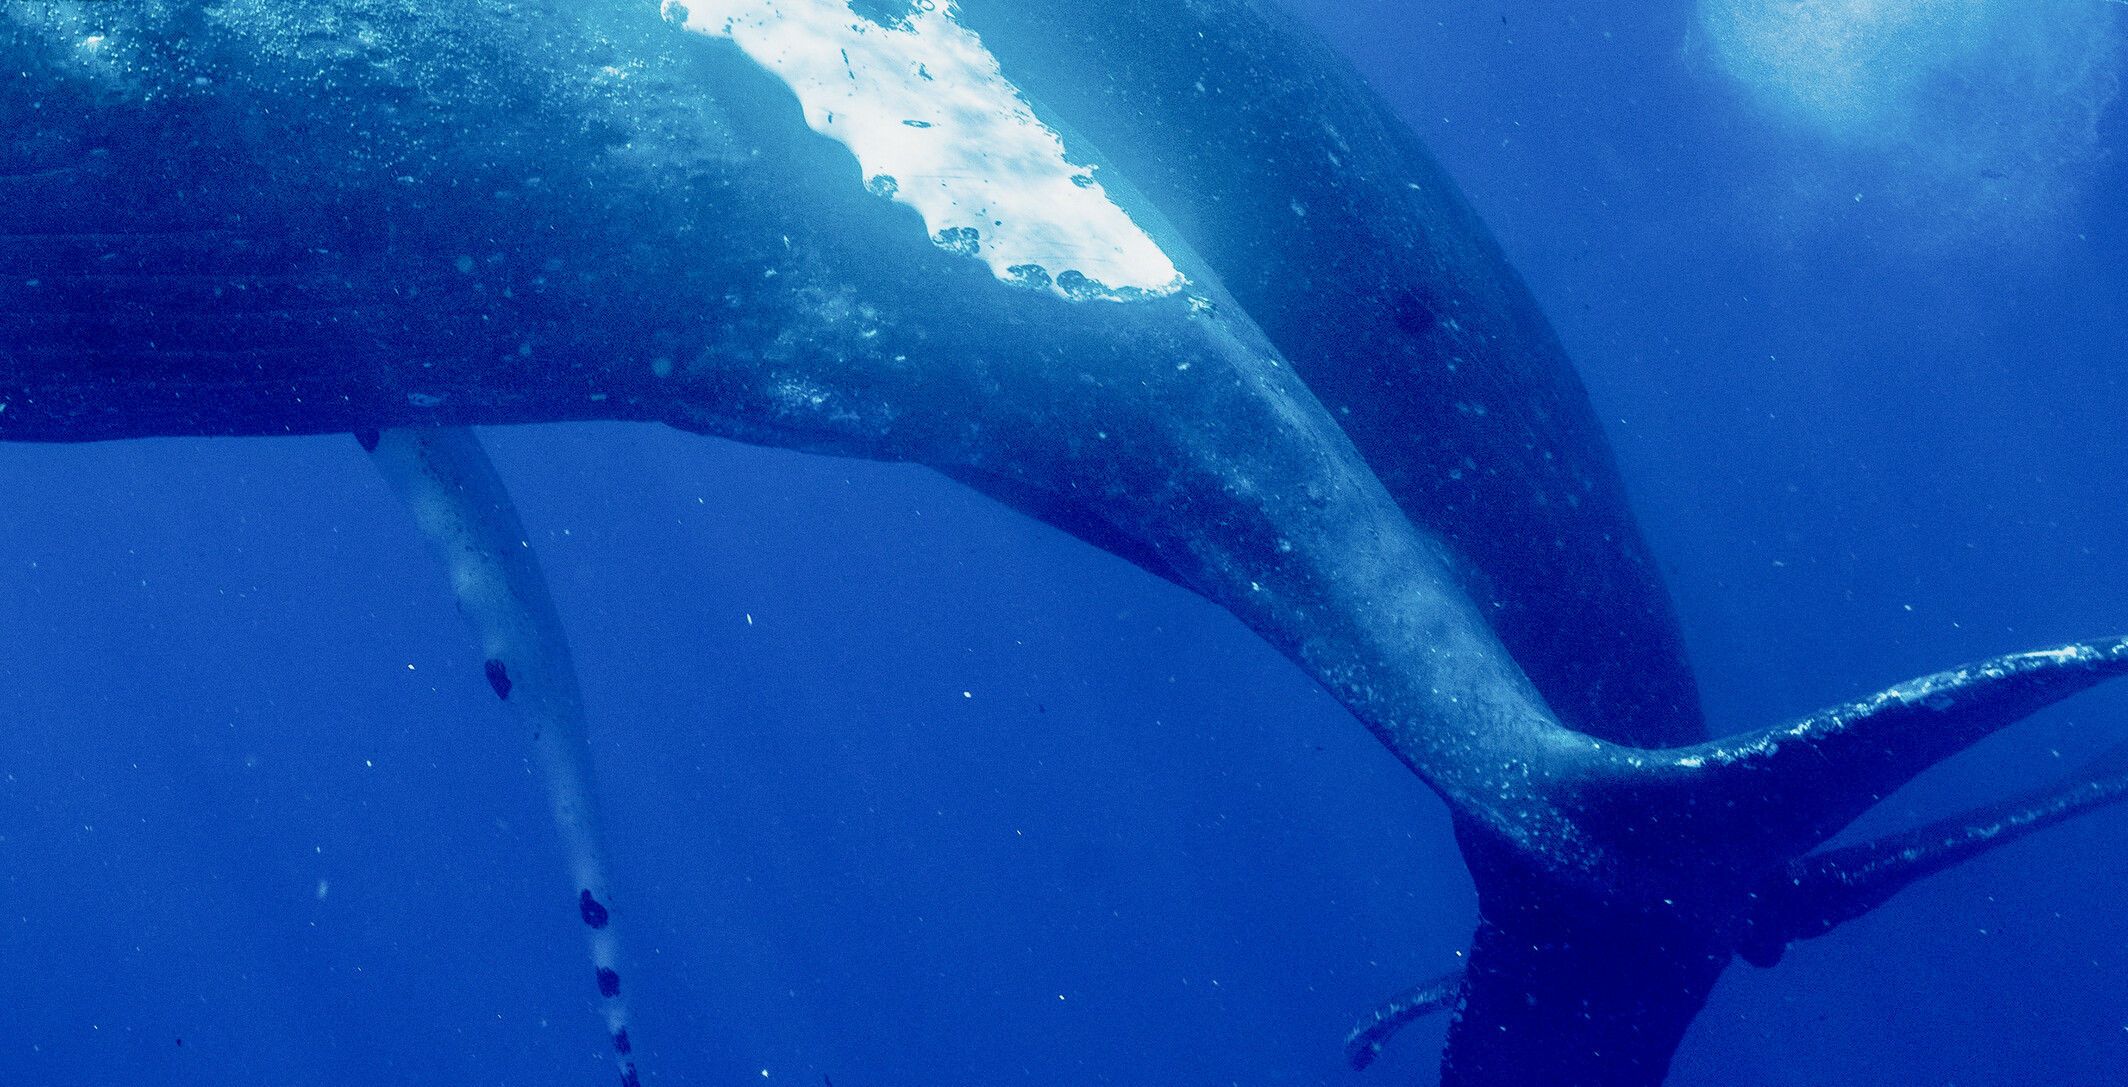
xmin=1353 ymin=637 xmax=2128 ymax=1083
xmin=363 ymin=427 xmax=644 ymax=1087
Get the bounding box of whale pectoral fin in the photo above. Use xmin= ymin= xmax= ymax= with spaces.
xmin=364 ymin=427 xmax=644 ymax=1087
xmin=1638 ymin=637 xmax=2128 ymax=863
xmin=1344 ymin=969 xmax=1465 ymax=1071
xmin=1737 ymin=734 xmax=2128 ymax=968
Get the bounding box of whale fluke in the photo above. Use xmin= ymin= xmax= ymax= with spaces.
xmin=1343 ymin=969 xmax=1463 ymax=1071
xmin=1739 ymin=733 xmax=2128 ymax=967
xmin=1633 ymin=638 xmax=2128 ymax=866
xmin=1372 ymin=637 xmax=2128 ymax=1083
xmin=365 ymin=428 xmax=642 ymax=1087
xmin=1352 ymin=722 xmax=2128 ymax=1066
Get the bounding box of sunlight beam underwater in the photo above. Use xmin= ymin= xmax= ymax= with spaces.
xmin=5 ymin=1 xmax=2128 ymax=1083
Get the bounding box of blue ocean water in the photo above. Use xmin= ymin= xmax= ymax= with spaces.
xmin=3 ymin=2 xmax=2125 ymax=1085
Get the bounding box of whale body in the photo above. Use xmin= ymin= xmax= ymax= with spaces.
xmin=2 ymin=0 xmax=1699 ymax=753
xmin=6 ymin=3 xmax=2125 ymax=1084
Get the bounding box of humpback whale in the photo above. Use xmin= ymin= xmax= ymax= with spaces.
xmin=4 ymin=1 xmax=2124 ymax=1083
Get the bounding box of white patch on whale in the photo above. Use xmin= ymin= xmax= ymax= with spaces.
xmin=665 ymin=0 xmax=1186 ymax=300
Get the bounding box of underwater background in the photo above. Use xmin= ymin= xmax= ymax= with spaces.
xmin=2 ymin=1 xmax=2125 ymax=1084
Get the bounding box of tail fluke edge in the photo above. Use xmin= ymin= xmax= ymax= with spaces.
xmin=1356 ymin=637 xmax=2128 ymax=1075
xmin=1567 ymin=638 xmax=2128 ymax=877
xmin=1344 ymin=969 xmax=1464 ymax=1071
xmin=1739 ymin=731 xmax=2128 ymax=966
